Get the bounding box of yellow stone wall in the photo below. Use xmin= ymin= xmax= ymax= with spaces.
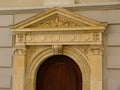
xmin=77 ymin=0 xmax=119 ymax=3
xmin=0 ymin=0 xmax=43 ymax=7
xmin=0 ymin=0 xmax=119 ymax=7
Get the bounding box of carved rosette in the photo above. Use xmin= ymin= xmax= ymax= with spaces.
xmin=15 ymin=34 xmax=26 ymax=46
xmin=16 ymin=34 xmax=25 ymax=42
xmin=92 ymin=33 xmax=101 ymax=41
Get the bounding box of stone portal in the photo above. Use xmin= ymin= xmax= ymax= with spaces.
xmin=11 ymin=7 xmax=107 ymax=90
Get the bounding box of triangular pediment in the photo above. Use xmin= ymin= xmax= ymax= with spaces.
xmin=25 ymin=14 xmax=90 ymax=28
xmin=11 ymin=7 xmax=107 ymax=32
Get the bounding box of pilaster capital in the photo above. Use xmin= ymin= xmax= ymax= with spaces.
xmin=14 ymin=45 xmax=27 ymax=55
xmin=88 ymin=45 xmax=104 ymax=55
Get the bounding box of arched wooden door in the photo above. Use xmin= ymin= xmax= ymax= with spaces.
xmin=36 ymin=55 xmax=82 ymax=90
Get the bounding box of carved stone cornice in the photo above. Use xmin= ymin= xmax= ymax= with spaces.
xmin=11 ymin=7 xmax=107 ymax=31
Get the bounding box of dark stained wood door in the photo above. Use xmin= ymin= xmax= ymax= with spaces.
xmin=36 ymin=55 xmax=82 ymax=90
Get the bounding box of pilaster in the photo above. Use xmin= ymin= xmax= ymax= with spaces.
xmin=13 ymin=45 xmax=26 ymax=90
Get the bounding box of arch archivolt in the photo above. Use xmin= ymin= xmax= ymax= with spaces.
xmin=25 ymin=46 xmax=90 ymax=90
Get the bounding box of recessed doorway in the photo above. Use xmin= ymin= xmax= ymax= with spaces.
xmin=36 ymin=55 xmax=82 ymax=90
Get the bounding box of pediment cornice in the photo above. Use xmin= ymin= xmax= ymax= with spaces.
xmin=11 ymin=7 xmax=107 ymax=33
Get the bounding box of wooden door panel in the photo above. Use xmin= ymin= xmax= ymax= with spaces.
xmin=36 ymin=55 xmax=82 ymax=90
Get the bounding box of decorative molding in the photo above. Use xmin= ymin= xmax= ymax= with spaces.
xmin=11 ymin=7 xmax=106 ymax=30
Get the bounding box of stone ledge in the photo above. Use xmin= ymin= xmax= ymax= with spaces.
xmin=0 ymin=2 xmax=120 ymax=14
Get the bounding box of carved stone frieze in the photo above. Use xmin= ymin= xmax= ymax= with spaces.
xmin=22 ymin=32 xmax=102 ymax=45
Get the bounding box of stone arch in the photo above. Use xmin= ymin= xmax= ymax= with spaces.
xmin=25 ymin=46 xmax=90 ymax=90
